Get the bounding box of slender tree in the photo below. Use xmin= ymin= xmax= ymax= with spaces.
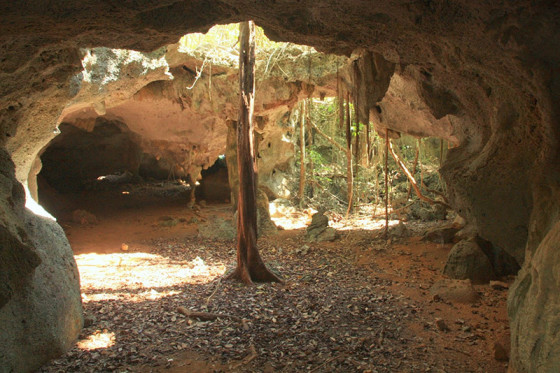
xmin=345 ymin=91 xmax=354 ymax=216
xmin=384 ymin=128 xmax=389 ymax=238
xmin=228 ymin=21 xmax=281 ymax=284
xmin=352 ymin=60 xmax=361 ymax=178
xmin=298 ymin=100 xmax=306 ymax=207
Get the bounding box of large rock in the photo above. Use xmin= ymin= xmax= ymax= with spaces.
xmin=455 ymin=225 xmax=520 ymax=277
xmin=0 ymin=149 xmax=82 ymax=372
xmin=306 ymin=211 xmax=336 ymax=242
xmin=423 ymin=224 xmax=459 ymax=244
xmin=508 ymin=220 xmax=560 ymax=373
xmin=443 ymin=239 xmax=495 ymax=284
xmin=0 ymin=149 xmax=41 ymax=310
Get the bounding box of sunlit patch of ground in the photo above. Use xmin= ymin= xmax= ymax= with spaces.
xmin=269 ymin=201 xmax=400 ymax=231
xmin=41 ymin=201 xmax=508 ymax=373
xmin=77 ymin=253 xmax=226 ymax=303
xmin=77 ymin=331 xmax=116 ymax=350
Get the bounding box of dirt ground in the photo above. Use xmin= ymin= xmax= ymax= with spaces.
xmin=39 ymin=187 xmax=511 ymax=373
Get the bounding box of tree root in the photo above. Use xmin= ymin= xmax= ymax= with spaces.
xmin=177 ymin=307 xmax=241 ymax=322
xmin=230 ymin=344 xmax=257 ymax=370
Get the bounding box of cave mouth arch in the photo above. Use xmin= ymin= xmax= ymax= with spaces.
xmin=37 ymin=117 xmax=231 ymax=225
xmin=1 ymin=2 xmax=558 ymax=370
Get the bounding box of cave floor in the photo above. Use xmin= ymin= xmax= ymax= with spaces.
xmin=39 ymin=196 xmax=510 ymax=372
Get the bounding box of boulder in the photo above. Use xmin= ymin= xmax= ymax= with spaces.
xmin=455 ymin=225 xmax=520 ymax=276
xmin=508 ymin=220 xmax=560 ymax=373
xmin=306 ymin=211 xmax=336 ymax=242
xmin=0 ymin=212 xmax=83 ymax=372
xmin=391 ymin=221 xmax=409 ymax=238
xmin=423 ymin=224 xmax=459 ymax=244
xmin=198 ymin=216 xmax=236 ymax=240
xmin=443 ymin=239 xmax=495 ymax=284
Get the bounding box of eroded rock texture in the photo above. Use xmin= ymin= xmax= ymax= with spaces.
xmin=1 ymin=1 xmax=560 ymax=371
xmin=0 ymin=150 xmax=82 ymax=372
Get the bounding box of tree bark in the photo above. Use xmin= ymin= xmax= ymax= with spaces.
xmin=345 ymin=91 xmax=354 ymax=216
xmin=384 ymin=128 xmax=389 ymax=238
xmin=406 ymin=140 xmax=420 ymax=201
xmin=352 ymin=60 xmax=360 ymax=178
xmin=298 ymin=100 xmax=306 ymax=207
xmin=229 ymin=21 xmax=281 ymax=284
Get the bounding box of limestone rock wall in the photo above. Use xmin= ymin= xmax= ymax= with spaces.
xmin=48 ymin=44 xmax=343 ymax=196
xmin=0 ymin=149 xmax=82 ymax=372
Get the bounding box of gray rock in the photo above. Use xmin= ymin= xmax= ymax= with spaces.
xmin=508 ymin=220 xmax=560 ymax=373
xmin=198 ymin=216 xmax=235 ymax=240
xmin=315 ymin=227 xmax=337 ymax=242
xmin=443 ymin=239 xmax=495 ymax=284
xmin=391 ymin=221 xmax=409 ymax=238
xmin=306 ymin=212 xmax=336 ymax=242
xmin=454 ymin=226 xmax=521 ymax=276
xmin=0 ymin=212 xmax=83 ymax=372
xmin=423 ymin=224 xmax=459 ymax=244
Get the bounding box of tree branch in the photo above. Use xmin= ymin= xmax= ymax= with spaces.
xmin=310 ymin=120 xmax=348 ymax=154
xmin=388 ymin=141 xmax=452 ymax=210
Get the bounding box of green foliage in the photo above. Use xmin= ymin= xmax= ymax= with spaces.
xmin=178 ymin=23 xmax=292 ymax=67
xmin=289 ymin=98 xmax=447 ymax=213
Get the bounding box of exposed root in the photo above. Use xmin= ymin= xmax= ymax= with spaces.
xmin=177 ymin=307 xmax=241 ymax=322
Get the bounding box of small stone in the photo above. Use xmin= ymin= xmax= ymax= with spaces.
xmin=121 ymin=243 xmax=129 ymax=251
xmin=493 ymin=342 xmax=509 ymax=361
xmin=435 ymin=318 xmax=450 ymax=331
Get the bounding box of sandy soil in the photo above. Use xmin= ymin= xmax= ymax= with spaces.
xmin=39 ymin=188 xmax=511 ymax=373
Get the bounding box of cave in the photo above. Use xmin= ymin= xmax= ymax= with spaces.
xmin=1 ymin=2 xmax=560 ymax=372
xmin=196 ymin=156 xmax=231 ymax=204
xmin=37 ymin=118 xmax=232 ymax=238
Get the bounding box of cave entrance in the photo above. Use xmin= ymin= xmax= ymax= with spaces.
xmin=196 ymin=155 xmax=231 ymax=204
xmin=37 ymin=118 xmax=194 ymax=223
xmin=33 ymin=23 xmax=514 ymax=372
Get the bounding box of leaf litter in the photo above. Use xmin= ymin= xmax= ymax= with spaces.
xmin=40 ymin=215 xmax=509 ymax=373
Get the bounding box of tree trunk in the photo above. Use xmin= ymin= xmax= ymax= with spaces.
xmin=384 ymin=128 xmax=389 ymax=238
xmin=352 ymin=61 xmax=360 ymax=179
xmin=298 ymin=100 xmax=306 ymax=207
xmin=306 ymin=98 xmax=315 ymax=198
xmin=345 ymin=91 xmax=354 ymax=216
xmin=406 ymin=140 xmax=420 ymax=201
xmin=229 ymin=21 xmax=281 ymax=284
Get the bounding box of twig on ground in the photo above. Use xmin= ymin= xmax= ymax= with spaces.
xmin=230 ymin=344 xmax=257 ymax=370
xmin=444 ymin=346 xmax=471 ymax=356
xmin=205 ymin=276 xmax=222 ymax=308
xmin=310 ymin=353 xmax=346 ymax=373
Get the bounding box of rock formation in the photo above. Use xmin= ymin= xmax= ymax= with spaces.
xmin=443 ymin=239 xmax=496 ymax=284
xmin=1 ymin=1 xmax=559 ymax=371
